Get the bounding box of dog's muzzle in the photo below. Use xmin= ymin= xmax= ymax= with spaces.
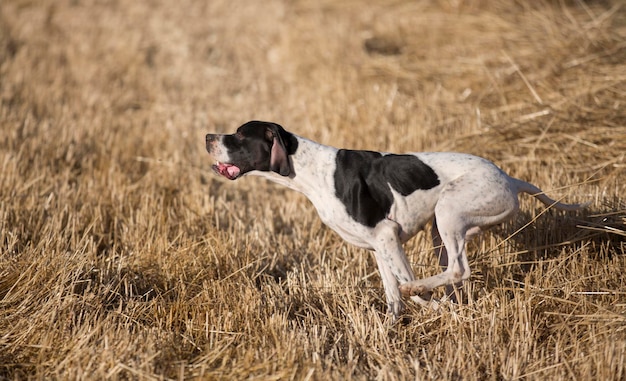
xmin=205 ymin=134 xmax=242 ymax=180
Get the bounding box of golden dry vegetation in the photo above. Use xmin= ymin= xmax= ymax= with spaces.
xmin=1 ymin=0 xmax=626 ymax=379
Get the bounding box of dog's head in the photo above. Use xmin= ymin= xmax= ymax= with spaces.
xmin=205 ymin=121 xmax=298 ymax=180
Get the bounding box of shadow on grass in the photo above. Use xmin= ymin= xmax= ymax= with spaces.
xmin=478 ymin=198 xmax=625 ymax=296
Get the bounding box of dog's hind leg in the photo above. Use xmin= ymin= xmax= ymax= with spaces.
xmin=399 ymin=173 xmax=520 ymax=298
xmin=432 ymin=218 xmax=465 ymax=302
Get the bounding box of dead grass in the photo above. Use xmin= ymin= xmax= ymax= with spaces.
xmin=1 ymin=0 xmax=625 ymax=379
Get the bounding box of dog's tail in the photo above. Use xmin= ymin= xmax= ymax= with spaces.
xmin=512 ymin=178 xmax=589 ymax=211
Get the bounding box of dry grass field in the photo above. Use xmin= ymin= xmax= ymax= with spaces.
xmin=1 ymin=0 xmax=625 ymax=379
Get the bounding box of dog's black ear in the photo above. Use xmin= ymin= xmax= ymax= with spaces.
xmin=266 ymin=124 xmax=291 ymax=176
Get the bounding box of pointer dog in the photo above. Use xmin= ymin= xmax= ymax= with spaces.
xmin=205 ymin=121 xmax=586 ymax=318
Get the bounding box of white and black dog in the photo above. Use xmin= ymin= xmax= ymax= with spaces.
xmin=205 ymin=121 xmax=586 ymax=319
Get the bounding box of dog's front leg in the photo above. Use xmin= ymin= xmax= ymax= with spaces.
xmin=372 ymin=219 xmax=430 ymax=319
xmin=372 ymin=250 xmax=405 ymax=318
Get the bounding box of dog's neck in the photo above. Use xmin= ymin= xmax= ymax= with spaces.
xmin=250 ymin=135 xmax=337 ymax=199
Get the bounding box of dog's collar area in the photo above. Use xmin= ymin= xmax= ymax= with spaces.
xmin=212 ymin=161 xmax=241 ymax=180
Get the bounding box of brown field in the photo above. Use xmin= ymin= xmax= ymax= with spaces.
xmin=1 ymin=0 xmax=625 ymax=379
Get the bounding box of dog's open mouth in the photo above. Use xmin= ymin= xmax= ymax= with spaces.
xmin=212 ymin=162 xmax=241 ymax=180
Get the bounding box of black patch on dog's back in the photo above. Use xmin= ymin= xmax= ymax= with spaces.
xmin=334 ymin=150 xmax=440 ymax=227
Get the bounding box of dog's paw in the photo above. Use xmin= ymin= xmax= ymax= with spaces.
xmin=387 ymin=300 xmax=405 ymax=319
xmin=399 ymin=281 xmax=430 ymax=298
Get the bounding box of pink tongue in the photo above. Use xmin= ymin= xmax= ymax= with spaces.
xmin=226 ymin=165 xmax=240 ymax=178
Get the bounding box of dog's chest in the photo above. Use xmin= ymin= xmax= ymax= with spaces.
xmin=318 ymin=207 xmax=377 ymax=249
xmin=303 ymin=188 xmax=371 ymax=248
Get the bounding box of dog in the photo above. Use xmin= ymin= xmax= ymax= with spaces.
xmin=205 ymin=120 xmax=587 ymax=319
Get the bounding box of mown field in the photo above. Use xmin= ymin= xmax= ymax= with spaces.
xmin=1 ymin=0 xmax=625 ymax=379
